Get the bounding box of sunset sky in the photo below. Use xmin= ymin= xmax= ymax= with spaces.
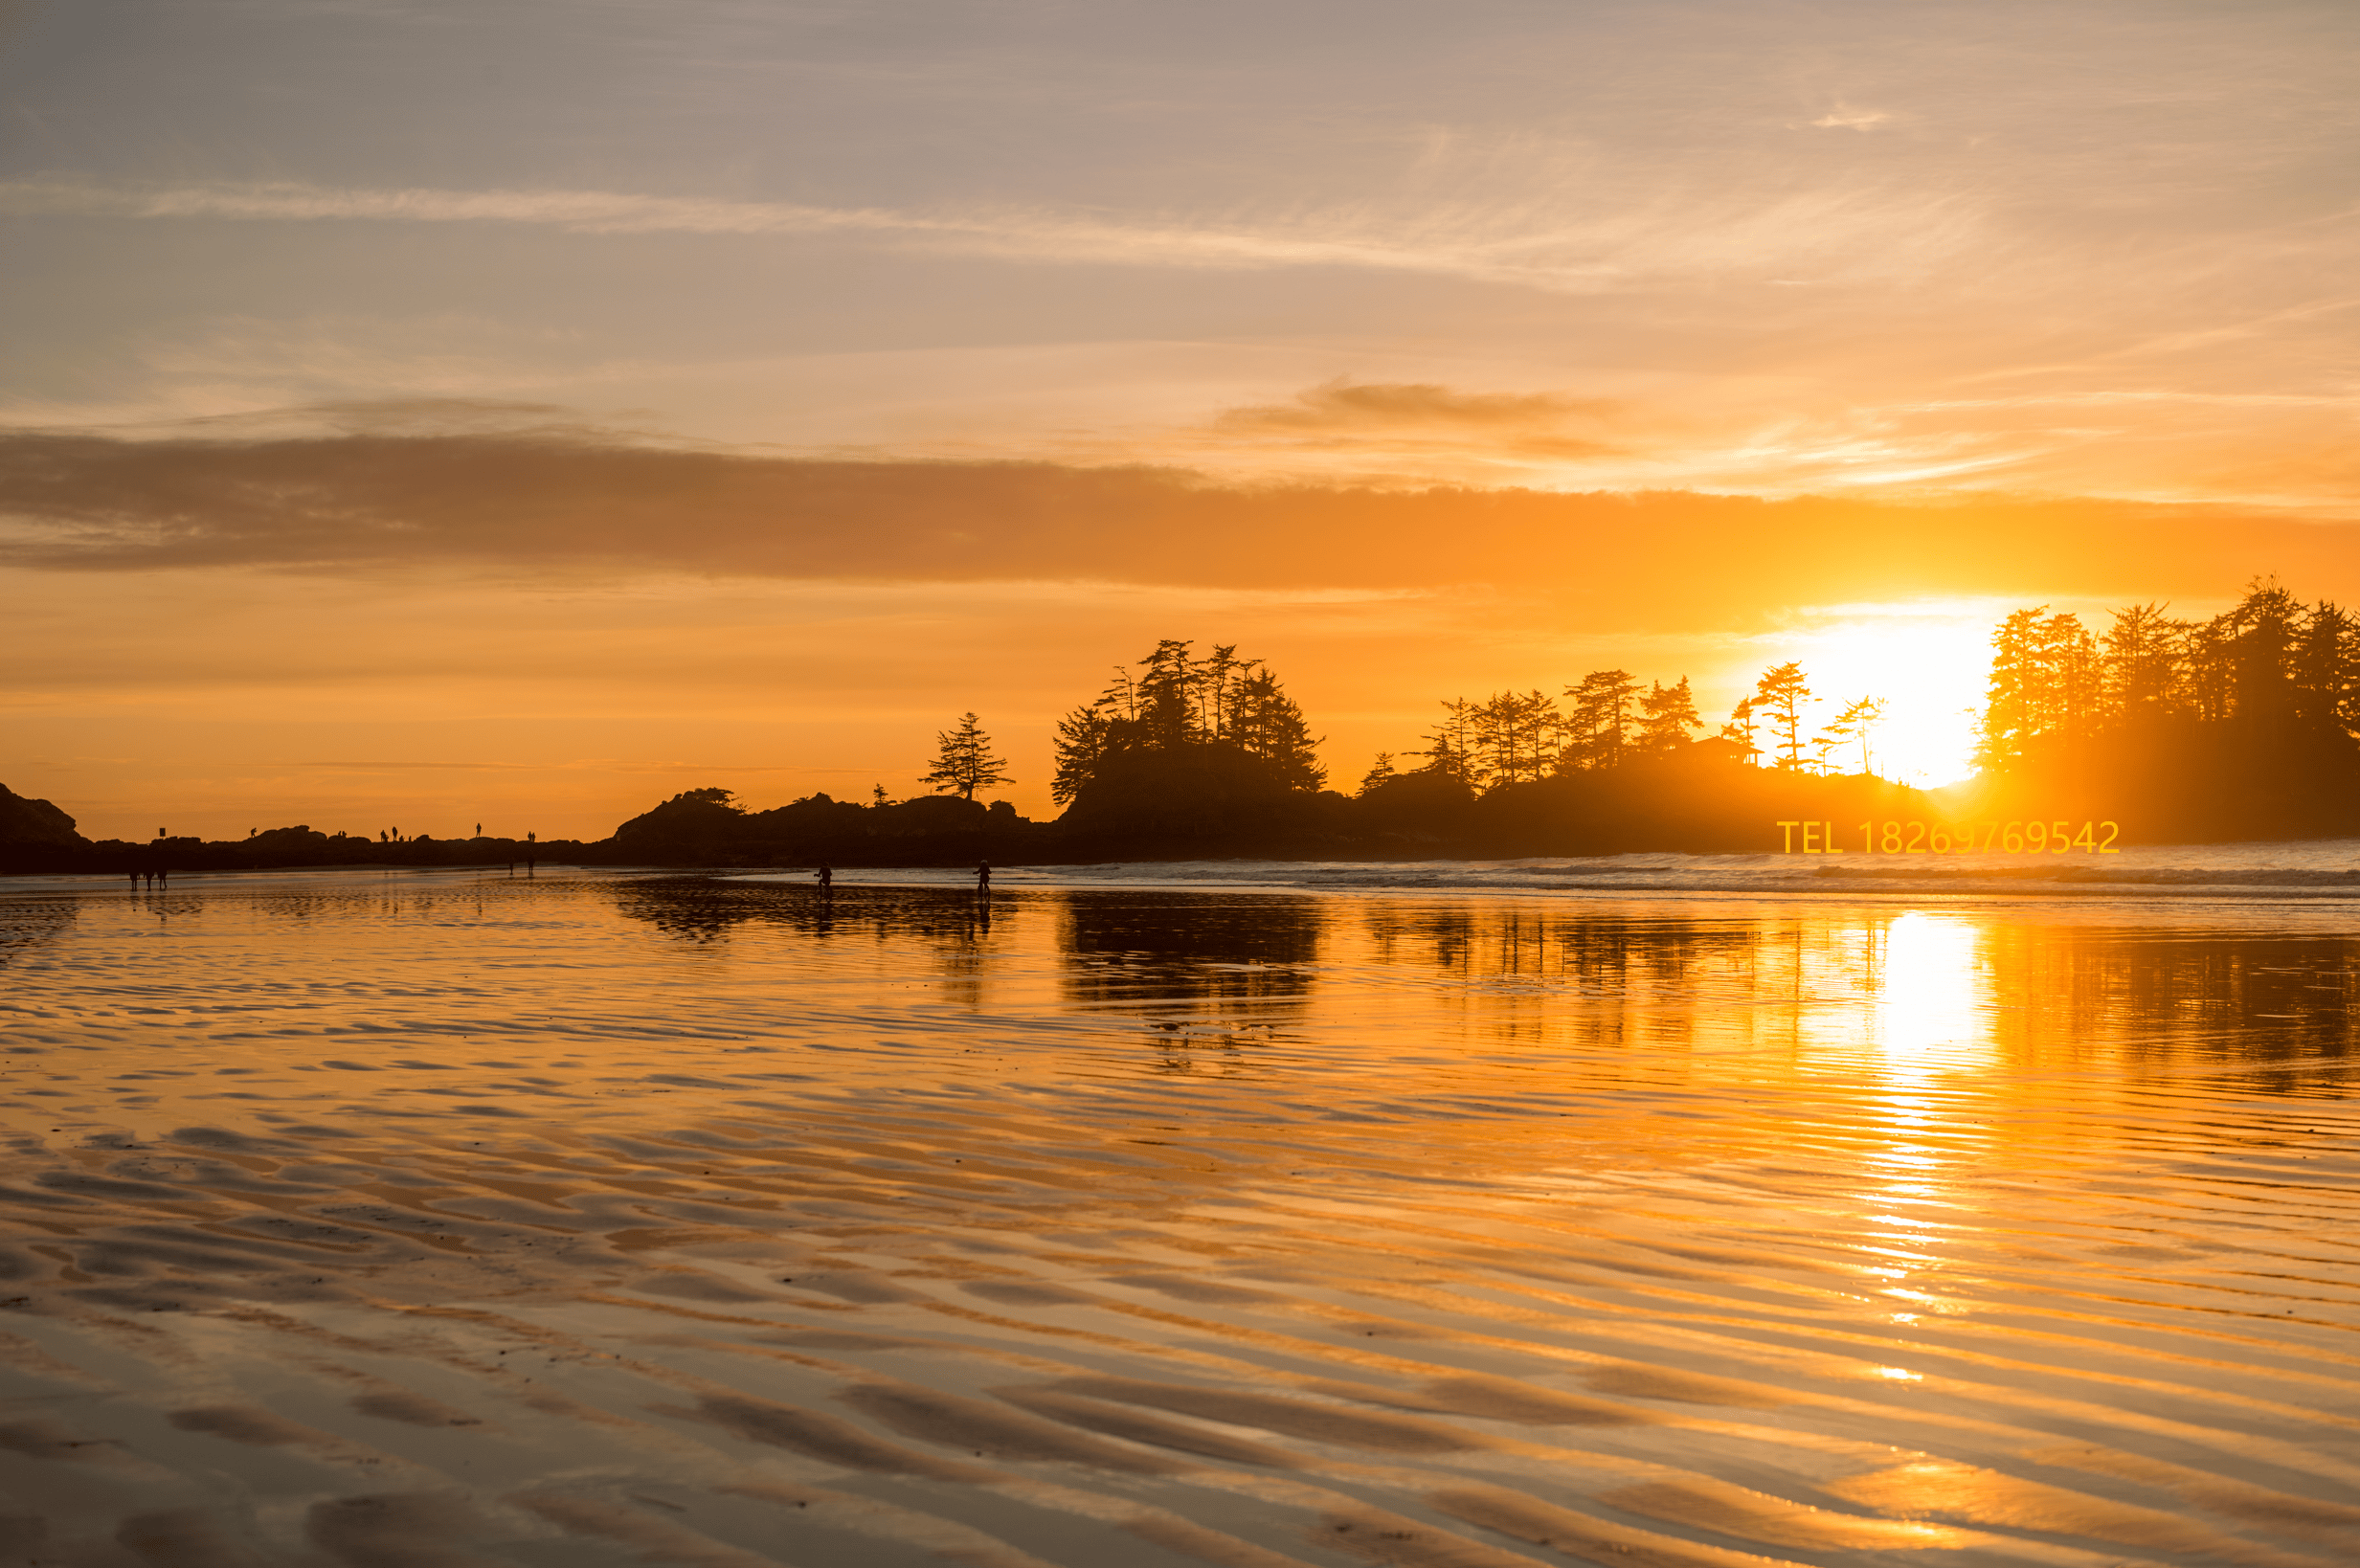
xmin=6 ymin=0 xmax=2358 ymax=840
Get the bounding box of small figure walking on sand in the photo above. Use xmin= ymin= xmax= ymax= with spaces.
xmin=975 ymin=860 xmax=991 ymax=895
xmin=816 ymin=863 xmax=834 ymax=894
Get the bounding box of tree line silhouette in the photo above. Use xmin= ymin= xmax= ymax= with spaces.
xmin=1963 ymin=576 xmax=2360 ymax=840
xmin=1975 ymin=578 xmax=2356 ymax=766
xmin=1360 ymin=665 xmax=1888 ymax=790
xmin=1052 ymin=639 xmax=1323 ymax=802
xmin=0 ymin=637 xmax=1927 ymax=870
xmin=1000 ymin=636 xmax=1922 ymax=855
xmin=10 ymin=574 xmax=2353 ymax=875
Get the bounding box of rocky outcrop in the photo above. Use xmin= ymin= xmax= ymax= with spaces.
xmin=0 ymin=784 xmax=88 ymax=848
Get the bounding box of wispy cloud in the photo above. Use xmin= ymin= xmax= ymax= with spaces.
xmin=1215 ymin=380 xmax=1614 ymax=433
xmin=1208 ymin=379 xmax=1624 ymax=464
xmin=0 ymin=175 xmax=1984 ymax=293
xmin=3 ymin=417 xmax=2348 ymax=618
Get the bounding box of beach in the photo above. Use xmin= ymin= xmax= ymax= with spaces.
xmin=3 ymin=862 xmax=2358 ymax=1566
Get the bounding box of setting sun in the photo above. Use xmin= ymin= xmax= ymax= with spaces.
xmin=1737 ymin=602 xmax=2009 ymax=787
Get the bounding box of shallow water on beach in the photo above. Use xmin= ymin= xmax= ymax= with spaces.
xmin=765 ymin=838 xmax=2360 ymax=899
xmin=4 ymin=867 xmax=2360 ymax=1567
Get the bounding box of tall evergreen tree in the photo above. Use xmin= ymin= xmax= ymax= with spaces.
xmin=1752 ymin=662 xmax=1813 ymax=770
xmin=1049 ymin=706 xmax=1111 ymax=806
xmin=1562 ymin=670 xmax=1639 ymax=770
xmin=2045 ymin=612 xmax=2102 ymax=751
xmin=2292 ymin=601 xmax=2359 ymax=737
xmin=1135 ymin=639 xmax=1197 ymax=748
xmin=1976 ymin=608 xmax=2048 ymax=770
xmin=2100 ymin=601 xmax=2185 ymax=726
xmin=1192 ymin=643 xmax=1248 ymax=741
xmin=1416 ymin=698 xmax=1480 ymax=785
xmin=1718 ymin=695 xmax=1761 ymax=756
xmin=1474 ymin=690 xmax=1559 ymax=783
xmin=1815 ymin=696 xmax=1886 ymax=776
xmin=1633 ymin=678 xmax=1701 ymax=758
xmin=921 ymin=713 xmax=1012 ymax=800
xmin=1229 ymin=667 xmax=1326 ymax=790
xmin=2223 ymin=577 xmax=2302 ymax=741
xmin=1051 ymin=666 xmax=1142 ymax=804
xmin=1976 ymin=609 xmax=2099 ymax=767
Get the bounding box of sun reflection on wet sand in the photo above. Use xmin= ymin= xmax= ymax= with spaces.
xmin=1849 ymin=912 xmax=1988 ymax=1331
xmin=1 ymin=871 xmax=2358 ymax=1565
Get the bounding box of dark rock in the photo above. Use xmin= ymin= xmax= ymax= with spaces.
xmin=0 ymin=784 xmax=86 ymax=849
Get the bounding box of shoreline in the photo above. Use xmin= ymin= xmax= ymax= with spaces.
xmin=11 ymin=847 xmax=2360 ymax=910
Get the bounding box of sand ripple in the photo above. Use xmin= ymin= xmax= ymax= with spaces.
xmin=2 ymin=870 xmax=2358 ymax=1565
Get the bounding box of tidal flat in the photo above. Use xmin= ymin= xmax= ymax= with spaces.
xmin=3 ymin=866 xmax=2358 ymax=1567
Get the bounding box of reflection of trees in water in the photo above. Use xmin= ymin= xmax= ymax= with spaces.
xmin=1056 ymin=891 xmax=1321 ymax=1028
xmin=607 ymin=881 xmax=2356 ymax=1088
xmin=1979 ymin=926 xmax=2360 ymax=1084
xmin=1360 ymin=903 xmax=1750 ymax=985
xmin=1356 ymin=902 xmax=1764 ymax=1048
xmin=611 ymin=879 xmax=1005 ymax=1005
xmin=1350 ymin=900 xmax=2360 ymax=1086
xmin=615 ymin=879 xmax=992 ymax=942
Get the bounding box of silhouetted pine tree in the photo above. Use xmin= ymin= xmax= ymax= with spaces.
xmin=1472 ymin=690 xmax=1560 ymax=784
xmin=1718 ymin=695 xmax=1760 ymax=755
xmin=1752 ymin=662 xmax=1813 ymax=770
xmin=1814 ymin=696 xmax=1885 ymax=776
xmin=921 ymin=712 xmax=1012 ymax=800
xmin=1414 ymin=698 xmax=1480 ymax=785
xmin=1632 ymin=678 xmax=1701 ymax=758
xmin=1562 ymin=670 xmax=1639 ymax=771
xmin=1228 ymin=667 xmax=1326 ymax=790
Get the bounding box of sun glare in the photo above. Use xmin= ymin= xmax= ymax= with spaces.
xmin=1728 ymin=602 xmax=2001 ymax=787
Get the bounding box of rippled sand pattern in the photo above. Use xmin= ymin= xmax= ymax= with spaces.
xmin=4 ymin=871 xmax=2359 ymax=1566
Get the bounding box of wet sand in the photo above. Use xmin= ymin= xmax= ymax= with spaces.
xmin=3 ymin=870 xmax=2358 ymax=1566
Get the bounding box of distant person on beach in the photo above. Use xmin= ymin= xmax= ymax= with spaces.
xmin=127 ymin=870 xmax=138 ymax=890
xmin=976 ymin=860 xmax=991 ymax=894
xmin=816 ymin=864 xmax=833 ymax=892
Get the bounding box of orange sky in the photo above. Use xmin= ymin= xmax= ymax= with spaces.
xmin=4 ymin=0 xmax=2357 ymax=840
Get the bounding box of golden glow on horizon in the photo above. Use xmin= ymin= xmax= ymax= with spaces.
xmin=1740 ymin=604 xmax=2000 ymax=787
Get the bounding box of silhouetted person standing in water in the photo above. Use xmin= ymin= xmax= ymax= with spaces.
xmin=816 ymin=864 xmax=834 ymax=894
xmin=975 ymin=860 xmax=991 ymax=895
